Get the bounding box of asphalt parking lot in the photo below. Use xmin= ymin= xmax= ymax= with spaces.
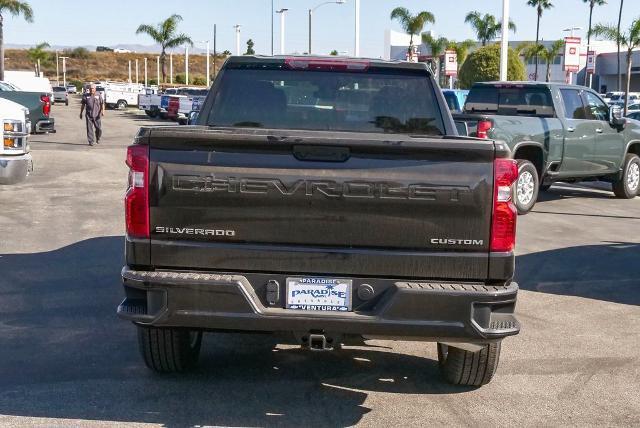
xmin=0 ymin=97 xmax=639 ymax=427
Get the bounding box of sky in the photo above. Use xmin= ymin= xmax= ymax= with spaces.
xmin=3 ymin=0 xmax=636 ymax=57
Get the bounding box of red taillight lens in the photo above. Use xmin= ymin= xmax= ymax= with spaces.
xmin=125 ymin=144 xmax=149 ymax=238
xmin=490 ymin=159 xmax=518 ymax=252
xmin=476 ymin=120 xmax=492 ymax=139
xmin=40 ymin=95 xmax=51 ymax=117
xmin=284 ymin=57 xmax=370 ymax=71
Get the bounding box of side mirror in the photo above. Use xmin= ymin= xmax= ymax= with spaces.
xmin=610 ymin=105 xmax=626 ymax=128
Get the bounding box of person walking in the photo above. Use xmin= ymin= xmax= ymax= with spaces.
xmin=79 ymin=84 xmax=104 ymax=146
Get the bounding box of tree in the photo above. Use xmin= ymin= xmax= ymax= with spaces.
xmin=464 ymin=11 xmax=516 ymax=46
xmin=591 ymin=19 xmax=640 ymax=115
xmin=519 ymin=40 xmax=564 ymax=82
xmin=222 ymin=50 xmax=232 ymax=56
xmin=583 ymin=0 xmax=607 ymax=85
xmin=390 ymin=7 xmax=435 ymax=56
xmin=616 ymin=0 xmax=624 ymax=90
xmin=526 ymin=0 xmax=553 ymax=81
xmin=447 ymin=39 xmax=476 ymax=71
xmin=330 ymin=50 xmax=339 ymax=56
xmin=0 ymin=0 xmax=34 ymax=80
xmin=136 ymin=14 xmax=193 ymax=83
xmin=422 ymin=33 xmax=448 ymax=83
xmin=458 ymin=44 xmax=525 ymax=89
xmin=27 ymin=42 xmax=50 ymax=75
xmin=245 ymin=39 xmax=255 ymax=55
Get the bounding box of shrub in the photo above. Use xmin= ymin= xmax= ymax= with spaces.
xmin=191 ymin=75 xmax=207 ymax=86
xmin=458 ymin=44 xmax=525 ymax=89
xmin=175 ymin=73 xmax=186 ymax=84
xmin=68 ymin=79 xmax=83 ymax=91
xmin=63 ymin=47 xmax=91 ymax=59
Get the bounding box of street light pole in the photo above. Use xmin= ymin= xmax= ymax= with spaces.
xmin=354 ymin=0 xmax=360 ymax=57
xmin=135 ymin=59 xmax=139 ymax=84
xmin=271 ymin=0 xmax=274 ymax=56
xmin=144 ymin=57 xmax=148 ymax=87
xmin=234 ymin=25 xmax=242 ymax=56
xmin=206 ymin=41 xmax=210 ymax=87
xmin=308 ymin=1 xmax=346 ymax=55
xmin=185 ymin=46 xmax=189 ymax=85
xmin=156 ymin=56 xmax=160 ymax=87
xmin=170 ymin=53 xmax=173 ymax=84
xmin=128 ymin=60 xmax=132 ymax=83
xmin=55 ymin=51 xmax=59 ymax=85
xmin=277 ymin=9 xmax=288 ymax=55
xmin=60 ymin=56 xmax=69 ymax=88
xmin=499 ymin=0 xmax=510 ymax=81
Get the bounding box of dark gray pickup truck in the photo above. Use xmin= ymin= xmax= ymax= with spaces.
xmin=454 ymin=82 xmax=640 ymax=214
xmin=118 ymin=56 xmax=520 ymax=386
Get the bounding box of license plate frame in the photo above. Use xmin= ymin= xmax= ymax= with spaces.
xmin=286 ymin=277 xmax=352 ymax=312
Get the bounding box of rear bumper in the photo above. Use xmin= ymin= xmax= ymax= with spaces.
xmin=34 ymin=118 xmax=55 ymax=133
xmin=118 ymin=267 xmax=520 ymax=343
xmin=0 ymin=153 xmax=32 ymax=184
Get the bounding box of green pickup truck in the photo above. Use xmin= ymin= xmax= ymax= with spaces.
xmin=454 ymin=82 xmax=640 ymax=213
xmin=0 ymin=81 xmax=55 ymax=133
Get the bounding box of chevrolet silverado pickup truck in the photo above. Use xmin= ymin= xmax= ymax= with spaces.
xmin=0 ymin=81 xmax=54 ymax=133
xmin=454 ymin=82 xmax=640 ymax=214
xmin=0 ymin=97 xmax=32 ymax=184
xmin=118 ymin=56 xmax=521 ymax=387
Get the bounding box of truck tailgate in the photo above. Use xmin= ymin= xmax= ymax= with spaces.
xmin=146 ymin=127 xmax=496 ymax=280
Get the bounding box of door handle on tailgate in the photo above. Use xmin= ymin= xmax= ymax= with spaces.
xmin=293 ymin=145 xmax=350 ymax=162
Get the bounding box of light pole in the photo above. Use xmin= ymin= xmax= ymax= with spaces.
xmin=271 ymin=0 xmax=274 ymax=56
xmin=60 ymin=56 xmax=69 ymax=88
xmin=234 ymin=25 xmax=242 ymax=56
xmin=499 ymin=0 xmax=510 ymax=81
xmin=354 ymin=0 xmax=360 ymax=57
xmin=144 ymin=57 xmax=148 ymax=87
xmin=128 ymin=60 xmax=132 ymax=83
xmin=198 ymin=40 xmax=211 ymax=87
xmin=185 ymin=45 xmax=189 ymax=85
xmin=55 ymin=51 xmax=59 ymax=85
xmin=308 ymin=0 xmax=345 ymax=55
xmin=135 ymin=59 xmax=139 ymax=84
xmin=170 ymin=53 xmax=173 ymax=84
xmin=156 ymin=56 xmax=160 ymax=87
xmin=277 ymin=9 xmax=289 ymax=55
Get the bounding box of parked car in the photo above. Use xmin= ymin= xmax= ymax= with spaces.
xmin=626 ymin=111 xmax=640 ymax=121
xmin=52 ymin=86 xmax=69 ymax=105
xmin=0 ymin=81 xmax=55 ymax=133
xmin=442 ymin=89 xmax=469 ymax=113
xmin=601 ymin=91 xmax=623 ymax=104
xmin=609 ymin=93 xmax=640 ymax=107
xmin=66 ymin=84 xmax=78 ymax=94
xmin=454 ymin=82 xmax=640 ymax=214
xmin=118 ymin=56 xmax=521 ymax=387
xmin=0 ymin=97 xmax=32 ymax=184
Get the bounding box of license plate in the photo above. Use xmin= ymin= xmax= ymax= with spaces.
xmin=286 ymin=277 xmax=352 ymax=312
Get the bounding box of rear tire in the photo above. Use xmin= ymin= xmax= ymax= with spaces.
xmin=137 ymin=325 xmax=202 ymax=373
xmin=437 ymin=342 xmax=501 ymax=386
xmin=514 ymin=160 xmax=539 ymax=215
xmin=612 ymin=154 xmax=640 ymax=199
xmin=117 ymin=100 xmax=128 ymax=110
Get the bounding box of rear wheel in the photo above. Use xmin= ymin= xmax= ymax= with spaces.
xmin=514 ymin=160 xmax=539 ymax=215
xmin=137 ymin=325 xmax=202 ymax=373
xmin=612 ymin=154 xmax=640 ymax=199
xmin=117 ymin=100 xmax=128 ymax=110
xmin=437 ymin=342 xmax=501 ymax=386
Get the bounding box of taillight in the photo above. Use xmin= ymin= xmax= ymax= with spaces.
xmin=125 ymin=144 xmax=149 ymax=238
xmin=476 ymin=120 xmax=492 ymax=139
xmin=284 ymin=57 xmax=370 ymax=71
xmin=490 ymin=158 xmax=518 ymax=252
xmin=40 ymin=95 xmax=51 ymax=117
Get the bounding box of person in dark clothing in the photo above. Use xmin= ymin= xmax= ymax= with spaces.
xmin=79 ymin=84 xmax=104 ymax=146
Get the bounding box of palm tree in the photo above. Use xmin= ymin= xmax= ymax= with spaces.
xmin=0 ymin=1 xmax=34 ymax=81
xmin=519 ymin=40 xmax=564 ymax=82
xmin=464 ymin=11 xmax=516 ymax=46
xmin=616 ymin=0 xmax=624 ymax=90
xmin=526 ymin=0 xmax=554 ymax=81
xmin=591 ymin=19 xmax=640 ymax=115
xmin=447 ymin=39 xmax=476 ymax=72
xmin=390 ymin=7 xmax=435 ymax=56
xmin=27 ymin=42 xmax=50 ymax=75
xmin=136 ymin=14 xmax=193 ymax=83
xmin=583 ymin=0 xmax=607 ymax=85
xmin=422 ymin=34 xmax=448 ymax=83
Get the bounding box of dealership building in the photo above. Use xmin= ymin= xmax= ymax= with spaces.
xmin=384 ymin=29 xmax=637 ymax=93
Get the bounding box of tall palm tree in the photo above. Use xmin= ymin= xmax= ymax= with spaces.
xmin=526 ymin=0 xmax=554 ymax=81
xmin=422 ymin=33 xmax=448 ymax=83
xmin=390 ymin=7 xmax=435 ymax=56
xmin=616 ymin=0 xmax=624 ymax=90
xmin=136 ymin=14 xmax=193 ymax=83
xmin=27 ymin=42 xmax=50 ymax=75
xmin=519 ymin=40 xmax=564 ymax=82
xmin=447 ymin=39 xmax=476 ymax=72
xmin=464 ymin=11 xmax=516 ymax=46
xmin=0 ymin=0 xmax=34 ymax=81
xmin=591 ymin=19 xmax=640 ymax=115
xmin=583 ymin=0 xmax=607 ymax=85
